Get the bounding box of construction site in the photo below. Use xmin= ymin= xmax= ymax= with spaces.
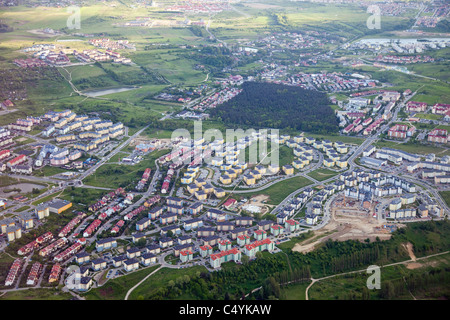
xmin=293 ymin=195 xmax=396 ymax=254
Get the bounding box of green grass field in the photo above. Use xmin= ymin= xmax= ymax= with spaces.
xmin=413 ymin=113 xmax=443 ymax=121
xmin=83 ymin=149 xmax=169 ymax=188
xmin=375 ymin=139 xmax=449 ymax=156
xmin=439 ymin=191 xmax=450 ymax=208
xmin=307 ymin=168 xmax=340 ymax=181
xmin=308 ymin=252 xmax=450 ymax=300
xmin=83 ymin=265 xmax=208 ymax=300
xmin=234 ymin=175 xmax=313 ymax=205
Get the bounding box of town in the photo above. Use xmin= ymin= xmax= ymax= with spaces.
xmin=0 ymin=0 xmax=449 ymax=303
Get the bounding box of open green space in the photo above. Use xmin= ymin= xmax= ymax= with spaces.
xmin=234 ymin=175 xmax=313 ymax=205
xmin=307 ymin=168 xmax=340 ymax=182
xmin=79 ymin=220 xmax=450 ymax=300
xmin=83 ymin=149 xmax=169 ymax=189
xmin=308 ymin=252 xmax=450 ymax=300
xmin=0 ymin=288 xmax=73 ymax=300
xmin=413 ymin=113 xmax=443 ymax=121
xmin=375 ymin=139 xmax=449 ymax=156
xmin=439 ymin=191 xmax=450 ymax=208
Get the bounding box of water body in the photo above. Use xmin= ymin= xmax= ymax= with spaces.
xmin=83 ymin=86 xmax=139 ymax=97
xmin=0 ymin=183 xmax=45 ymax=197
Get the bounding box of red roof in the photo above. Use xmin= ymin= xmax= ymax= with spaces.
xmin=210 ymin=248 xmax=240 ymax=261
xmin=244 ymin=238 xmax=273 ymax=251
xmin=223 ymin=198 xmax=237 ymax=207
xmin=285 ymin=219 xmax=300 ymax=226
xmin=2 ymin=100 xmax=13 ymax=107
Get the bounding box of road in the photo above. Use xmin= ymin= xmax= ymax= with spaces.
xmin=78 ymin=125 xmax=149 ymax=182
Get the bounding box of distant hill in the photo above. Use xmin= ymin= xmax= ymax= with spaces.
xmin=210 ymin=82 xmax=339 ymax=134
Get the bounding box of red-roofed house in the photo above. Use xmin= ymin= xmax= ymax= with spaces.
xmin=428 ymin=129 xmax=448 ymax=144
xmin=270 ymin=224 xmax=284 ymax=236
xmin=237 ymin=234 xmax=251 ymax=246
xmin=7 ymin=154 xmax=26 ymax=168
xmin=180 ymin=250 xmax=193 ymax=263
xmin=432 ymin=103 xmax=450 ymax=115
xmin=406 ymin=101 xmax=427 ymax=113
xmin=243 ymin=238 xmax=275 ymax=258
xmin=284 ymin=219 xmax=300 ymax=232
xmin=1 ymin=100 xmax=14 ymax=109
xmin=210 ymin=248 xmax=241 ymax=269
xmin=199 ymin=244 xmax=213 ymax=258
xmin=222 ymin=198 xmax=237 ymax=209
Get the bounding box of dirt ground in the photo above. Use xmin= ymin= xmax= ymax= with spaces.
xmin=129 ymin=136 xmax=170 ymax=147
xmin=240 ymin=194 xmax=273 ymax=215
xmin=293 ymin=199 xmax=395 ymax=253
xmin=403 ymin=242 xmax=428 ymax=270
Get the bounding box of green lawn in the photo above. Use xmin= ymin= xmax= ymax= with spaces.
xmin=83 ymin=149 xmax=169 ymax=189
xmin=234 ymin=175 xmax=313 ymax=205
xmin=0 ymin=288 xmax=73 ymax=300
xmin=439 ymin=191 xmax=450 ymax=208
xmin=375 ymin=139 xmax=448 ymax=156
xmin=83 ymin=265 xmax=208 ymax=300
xmin=414 ymin=113 xmax=443 ymax=121
xmin=307 ymin=168 xmax=340 ymax=182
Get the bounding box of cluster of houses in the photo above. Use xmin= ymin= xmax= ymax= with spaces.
xmin=191 ymin=87 xmax=242 ymax=112
xmin=246 ymin=31 xmax=327 ymax=53
xmin=41 ymin=109 xmax=124 ymax=152
xmin=369 ymin=1 xmax=421 ymax=16
xmin=428 ymin=128 xmax=449 ymax=144
xmin=375 ymin=55 xmax=434 ymax=65
xmin=341 ymin=90 xmax=402 ymax=135
xmin=68 ymin=208 xmax=303 ymax=291
xmin=73 ymin=49 xmax=132 ymax=65
xmin=1 ymin=109 xmax=124 ymax=174
xmin=15 ymin=39 xmax=134 ymax=68
xmin=338 ymin=168 xmax=426 ymax=217
xmin=406 ymin=101 xmax=450 ymax=121
xmin=13 ymin=58 xmax=48 ymax=68
xmin=387 ymin=124 xmax=416 ymax=140
xmin=0 ymin=200 xmax=70 ymax=243
xmin=387 ymin=192 xmax=444 ymax=220
xmin=88 ymin=38 xmax=134 ymax=50
xmin=9 ymin=186 xmax=303 ymax=292
xmin=293 ymin=72 xmax=377 ymax=93
xmin=166 ymin=1 xmax=231 ymax=14
xmin=361 ymin=146 xmax=450 ymax=180
xmin=17 ymin=46 xmax=72 ymax=67
xmin=349 ymin=38 xmax=448 ymax=55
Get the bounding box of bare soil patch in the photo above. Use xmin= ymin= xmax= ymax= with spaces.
xmin=293 ymin=197 xmax=394 ymax=253
xmin=240 ymin=194 xmax=273 ymax=215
